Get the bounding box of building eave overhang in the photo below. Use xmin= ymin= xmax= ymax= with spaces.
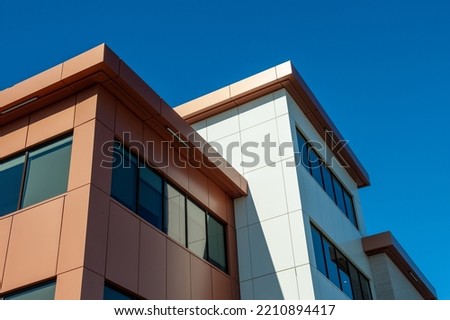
xmin=0 ymin=44 xmax=248 ymax=199
xmin=362 ymin=231 xmax=437 ymax=300
xmin=174 ymin=61 xmax=370 ymax=188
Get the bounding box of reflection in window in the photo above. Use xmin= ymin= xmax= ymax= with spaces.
xmin=296 ymin=131 xmax=310 ymax=172
xmin=360 ymin=275 xmax=372 ymax=300
xmin=165 ymin=184 xmax=186 ymax=246
xmin=207 ymin=216 xmax=226 ymax=272
xmin=321 ymin=166 xmax=335 ymax=200
xmin=343 ymin=190 xmax=357 ymax=226
xmin=296 ymin=130 xmax=358 ymax=228
xmin=110 ymin=142 xmax=228 ymax=273
xmin=349 ymin=263 xmax=363 ymax=300
xmin=111 ymin=144 xmax=138 ymax=211
xmin=332 ymin=176 xmax=346 ymax=214
xmin=311 ymin=226 xmax=327 ymax=276
xmin=322 ymin=238 xmax=340 ymax=288
xmin=0 ymin=155 xmax=24 ymax=216
xmin=138 ymin=166 xmax=163 ymax=229
xmin=0 ymin=136 xmax=72 ymax=217
xmin=187 ymin=200 xmax=207 ymax=259
xmin=337 ymin=251 xmax=353 ymax=299
xmin=22 ymin=136 xmax=72 ymax=208
xmin=2 ymin=281 xmax=55 ymax=300
xmin=311 ymin=224 xmax=372 ymax=300
xmin=309 ymin=149 xmax=323 ymax=187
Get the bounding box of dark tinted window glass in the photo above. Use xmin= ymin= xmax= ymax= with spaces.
xmin=21 ymin=136 xmax=72 ymax=208
xmin=0 ymin=155 xmax=24 ymax=216
xmin=187 ymin=200 xmax=207 ymax=259
xmin=321 ymin=166 xmax=335 ymax=200
xmin=111 ymin=145 xmax=138 ymax=211
xmin=165 ymin=184 xmax=186 ymax=245
xmin=138 ymin=166 xmax=163 ymax=229
xmin=349 ymin=263 xmax=363 ymax=300
xmin=309 ymin=149 xmax=323 ymax=187
xmin=4 ymin=281 xmax=55 ymax=300
xmin=332 ymin=176 xmax=346 ymax=213
xmin=311 ymin=226 xmax=327 ymax=276
xmin=207 ymin=216 xmax=226 ymax=271
xmin=296 ymin=131 xmax=311 ymax=172
xmin=343 ymin=190 xmax=357 ymax=227
xmin=360 ymin=275 xmax=372 ymax=300
xmin=103 ymin=285 xmax=135 ymax=300
xmin=336 ymin=251 xmax=353 ymax=299
xmin=322 ymin=238 xmax=340 ymax=287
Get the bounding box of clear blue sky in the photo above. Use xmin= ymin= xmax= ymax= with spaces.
xmin=1 ymin=0 xmax=449 ymax=299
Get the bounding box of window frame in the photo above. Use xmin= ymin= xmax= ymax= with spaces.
xmin=111 ymin=141 xmax=229 ymax=273
xmin=0 ymin=280 xmax=56 ymax=300
xmin=310 ymin=224 xmax=372 ymax=300
xmin=296 ymin=129 xmax=358 ymax=229
xmin=0 ymin=134 xmax=73 ymax=217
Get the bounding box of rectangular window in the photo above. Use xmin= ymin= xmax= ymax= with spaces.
xmin=207 ymin=215 xmax=227 ymax=271
xmin=322 ymin=238 xmax=340 ymax=288
xmin=187 ymin=200 xmax=207 ymax=259
xmin=311 ymin=225 xmax=327 ymax=276
xmin=0 ymin=155 xmax=24 ymax=217
xmin=296 ymin=130 xmax=358 ymax=229
xmin=21 ymin=136 xmax=72 ymax=208
xmin=110 ymin=141 xmax=229 ymax=274
xmin=343 ymin=190 xmax=357 ymax=226
xmin=349 ymin=263 xmax=363 ymax=300
xmin=2 ymin=281 xmax=55 ymax=300
xmin=0 ymin=136 xmax=72 ymax=217
xmin=360 ymin=275 xmax=372 ymax=300
xmin=311 ymin=224 xmax=372 ymax=300
xmin=165 ymin=184 xmax=186 ymax=246
xmin=111 ymin=144 xmax=138 ymax=212
xmin=308 ymin=149 xmax=324 ymax=187
xmin=336 ymin=251 xmax=353 ymax=299
xmin=321 ymin=166 xmax=335 ymax=200
xmin=296 ymin=131 xmax=311 ymax=173
xmin=332 ymin=176 xmax=346 ymax=214
xmin=138 ymin=166 xmax=164 ymax=229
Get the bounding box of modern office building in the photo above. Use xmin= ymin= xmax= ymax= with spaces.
xmin=0 ymin=44 xmax=437 ymax=300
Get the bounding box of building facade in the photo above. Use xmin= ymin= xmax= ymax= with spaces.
xmin=0 ymin=45 xmax=436 ymax=300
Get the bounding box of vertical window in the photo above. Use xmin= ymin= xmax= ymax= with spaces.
xmin=322 ymin=238 xmax=340 ymax=288
xmin=187 ymin=200 xmax=207 ymax=259
xmin=138 ymin=166 xmax=164 ymax=229
xmin=309 ymin=149 xmax=324 ymax=187
xmin=3 ymin=281 xmax=55 ymax=300
xmin=21 ymin=136 xmax=72 ymax=208
xmin=296 ymin=131 xmax=311 ymax=173
xmin=207 ymin=216 xmax=226 ymax=271
xmin=360 ymin=275 xmax=372 ymax=300
xmin=349 ymin=263 xmax=363 ymax=300
xmin=0 ymin=155 xmax=24 ymax=217
xmin=0 ymin=135 xmax=73 ymax=217
xmin=343 ymin=190 xmax=357 ymax=227
xmin=321 ymin=166 xmax=335 ymax=200
xmin=311 ymin=226 xmax=327 ymax=276
xmin=109 ymin=142 xmax=229 ymax=274
xmin=332 ymin=176 xmax=346 ymax=214
xmin=296 ymin=130 xmax=358 ymax=229
xmin=311 ymin=224 xmax=372 ymax=300
xmin=165 ymin=184 xmax=186 ymax=246
xmin=111 ymin=144 xmax=138 ymax=211
xmin=336 ymin=251 xmax=353 ymax=299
